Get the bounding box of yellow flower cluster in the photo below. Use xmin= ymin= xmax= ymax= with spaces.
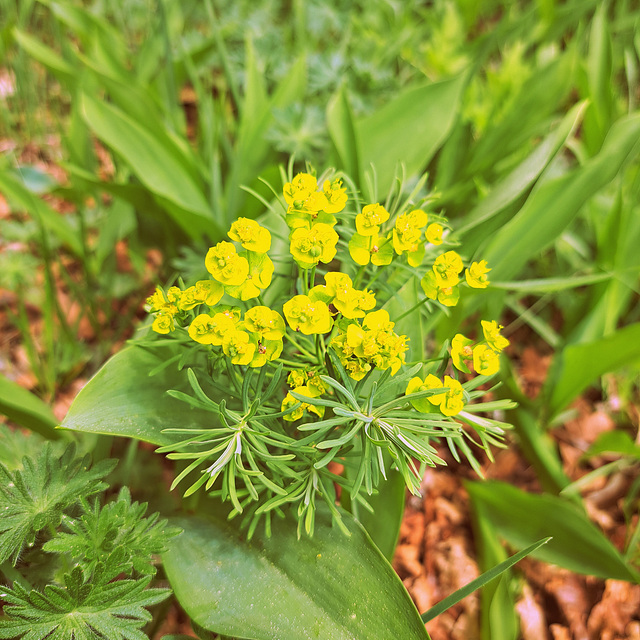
xmin=421 ymin=252 xmax=491 ymax=307
xmin=205 ymin=217 xmax=274 ymax=301
xmin=349 ymin=205 xmax=444 ymax=267
xmin=281 ymin=370 xmax=326 ymax=422
xmin=283 ymin=173 xmax=346 ymax=269
xmin=451 ymin=320 xmax=510 ymax=376
xmin=405 ymin=374 xmax=465 ymax=417
xmin=331 ymin=309 xmax=408 ymax=381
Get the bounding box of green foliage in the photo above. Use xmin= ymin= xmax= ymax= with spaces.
xmin=0 ymin=444 xmax=115 ymax=566
xmin=0 ymin=566 xmax=169 ymax=640
xmin=162 ymin=510 xmax=430 ymax=640
xmin=42 ymin=487 xmax=181 ymax=577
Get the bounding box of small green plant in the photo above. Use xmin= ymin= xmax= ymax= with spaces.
xmin=0 ymin=439 xmax=180 ymax=640
xmin=60 ymin=166 xmax=523 ymax=639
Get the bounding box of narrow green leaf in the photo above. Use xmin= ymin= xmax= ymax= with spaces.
xmin=12 ymin=28 xmax=76 ymax=82
xmin=483 ymin=114 xmax=640 ymax=282
xmin=60 ymin=344 xmax=221 ymax=446
xmin=547 ymin=322 xmax=640 ymax=418
xmin=0 ymin=375 xmax=59 ymax=439
xmin=163 ymin=510 xmax=430 ymax=640
xmin=457 ymin=100 xmax=587 ymax=237
xmin=421 ymin=537 xmax=551 ymax=622
xmin=326 ymin=85 xmax=360 ymax=179
xmin=0 ymin=171 xmax=82 ymax=256
xmin=466 ymin=481 xmax=639 ymax=582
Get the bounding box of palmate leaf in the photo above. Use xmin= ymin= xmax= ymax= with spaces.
xmin=43 ymin=487 xmax=182 ymax=577
xmin=0 ymin=444 xmax=116 ymax=566
xmin=0 ymin=566 xmax=170 ymax=640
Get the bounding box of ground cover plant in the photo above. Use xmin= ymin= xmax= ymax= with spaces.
xmin=1 ymin=0 xmax=640 ymax=638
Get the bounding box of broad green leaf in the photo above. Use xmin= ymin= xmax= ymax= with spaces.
xmin=422 ymin=537 xmax=550 ymax=623
xmin=80 ymin=93 xmax=219 ymax=239
xmin=466 ymin=481 xmax=639 ymax=582
xmin=0 ymin=171 xmax=82 ymax=256
xmin=356 ymin=75 xmax=465 ymax=196
xmin=0 ymin=374 xmax=59 ymax=439
xmin=586 ymin=430 xmax=640 ymax=460
xmin=327 ymin=85 xmax=360 ymax=180
xmin=60 ymin=344 xmax=220 ymax=446
xmin=482 ymin=113 xmax=640 ymax=282
xmin=546 ymin=322 xmax=640 ymax=418
xmin=163 ymin=511 xmax=430 ymax=640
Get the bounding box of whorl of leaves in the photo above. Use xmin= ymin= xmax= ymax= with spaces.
xmin=0 ymin=444 xmax=116 ymax=566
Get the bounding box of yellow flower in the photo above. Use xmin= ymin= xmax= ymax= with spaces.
xmin=188 ymin=313 xmax=236 ymax=345
xmin=283 ymin=295 xmax=332 ymax=335
xmin=205 ymin=242 xmax=249 ymax=286
xmin=229 ymin=218 xmax=271 ymax=253
xmin=356 ymin=203 xmax=390 ymax=236
xmin=405 ymin=374 xmax=445 ymax=413
xmin=481 ymin=320 xmax=509 ymax=352
xmin=225 ymin=252 xmax=274 ymax=301
xmin=433 ymin=250 xmax=463 ymax=287
xmin=465 ymin=260 xmax=491 ymax=289
xmin=363 ymin=309 xmax=394 ymax=332
xmin=178 ymin=286 xmax=199 ymax=311
xmin=287 ymin=370 xmax=307 ymax=388
xmin=473 ymin=344 xmax=500 ymax=375
xmin=348 ymin=232 xmax=394 ymax=266
xmin=451 ymin=334 xmax=474 ymax=373
xmin=322 ymin=178 xmax=348 ymax=213
xmin=222 ymin=330 xmax=256 ymax=365
xmin=243 ymin=306 xmax=285 ymax=340
xmin=344 ymin=359 xmax=371 ymax=381
xmin=194 ymin=280 xmax=225 ymax=306
xmin=425 ymin=223 xmax=443 ymax=245
xmin=283 ymin=173 xmax=317 ymax=206
xmin=420 ymin=271 xmax=460 ymax=307
xmin=249 ymin=338 xmax=283 ymax=368
xmin=289 ymin=224 xmax=339 ymax=269
xmin=147 ymin=286 xmax=180 ymax=314
xmin=146 ymin=286 xmax=168 ymax=312
xmin=152 ymin=313 xmax=175 ymax=334
xmin=281 ymin=386 xmax=324 ymax=421
xmin=440 ymin=376 xmax=465 ymax=416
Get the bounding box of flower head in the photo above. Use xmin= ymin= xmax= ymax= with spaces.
xmin=229 ymin=218 xmax=271 ymax=253
xmin=405 ymin=374 xmax=445 ymax=413
xmin=473 ymin=344 xmax=500 ymax=375
xmin=481 ymin=320 xmax=509 ymax=352
xmin=289 ymin=224 xmax=339 ymax=269
xmin=433 ymin=251 xmax=463 ymax=287
xmin=425 ymin=223 xmax=443 ymax=245
xmin=244 ymin=306 xmax=285 ymax=340
xmin=188 ymin=313 xmax=237 ymax=345
xmin=222 ymin=330 xmax=256 ymax=365
xmin=283 ymin=295 xmax=332 ymax=335
xmin=356 ymin=203 xmax=390 ymax=236
xmin=451 ymin=333 xmax=474 ymax=373
xmin=466 ymin=260 xmax=491 ymax=289
xmin=205 ymin=241 xmax=249 ymax=286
